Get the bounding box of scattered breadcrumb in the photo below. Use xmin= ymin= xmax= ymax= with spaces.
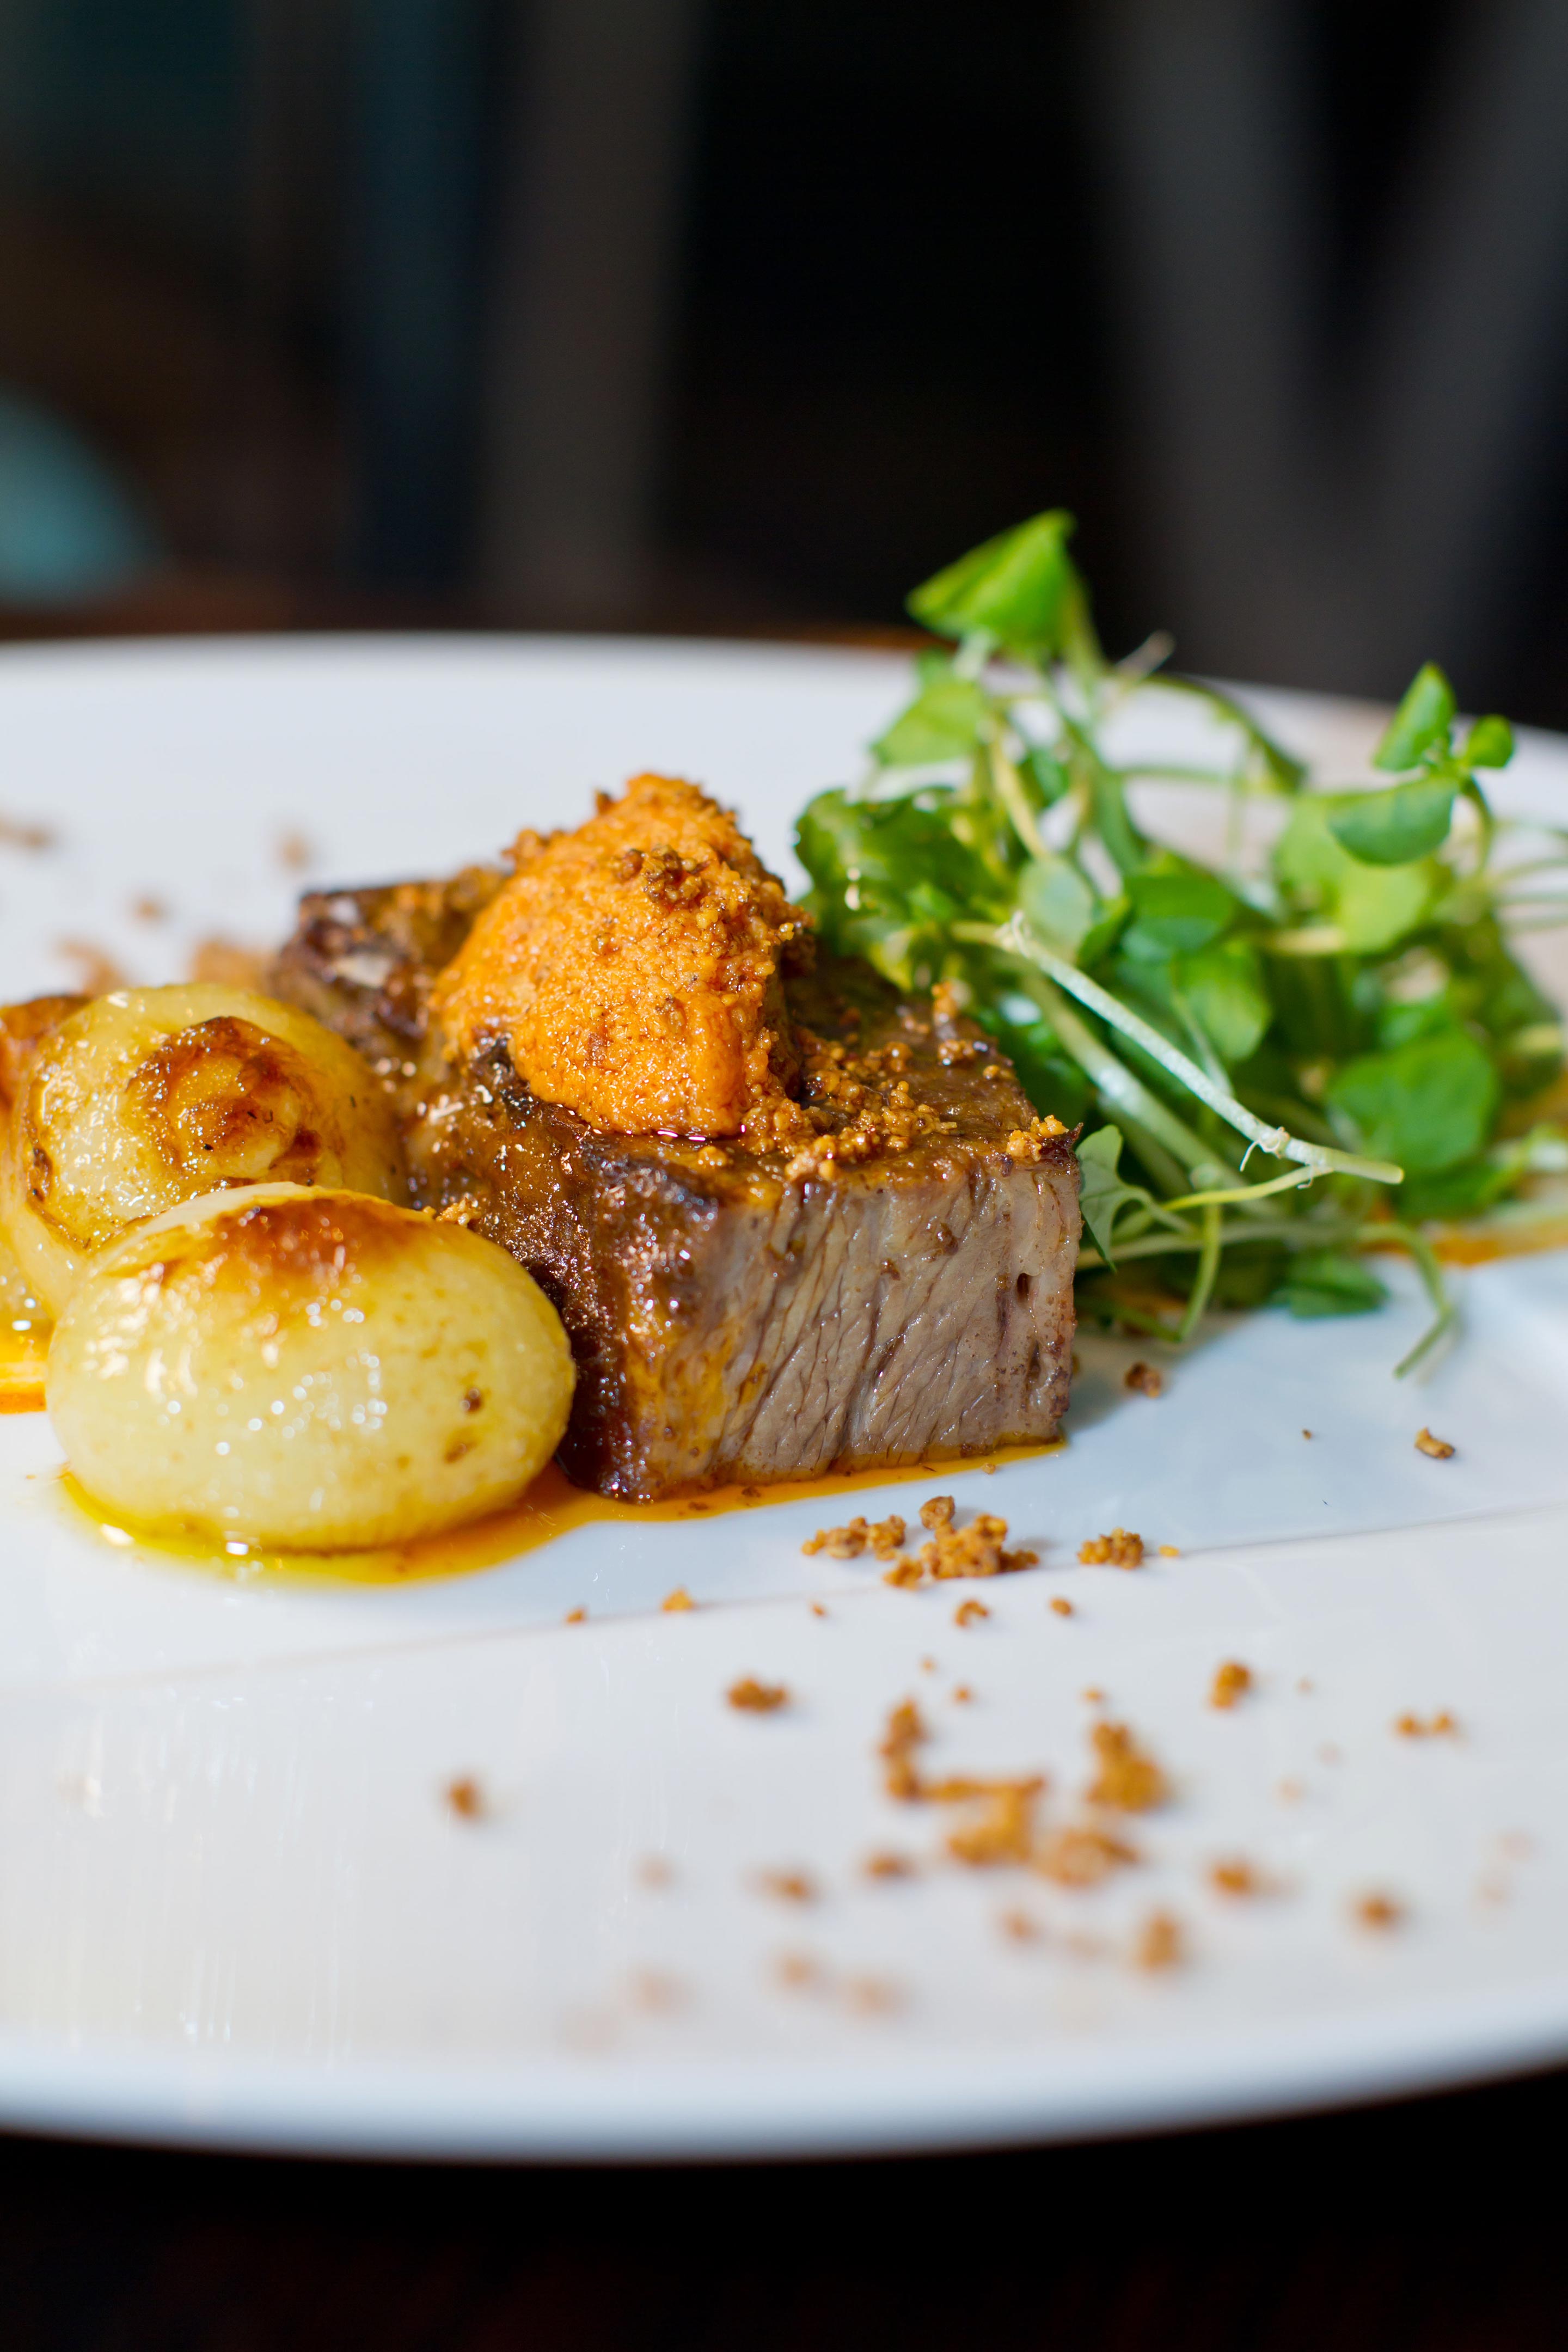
xmin=920 ymin=1656 xmax=938 ymax=1673
xmin=1209 ymin=1857 xmax=1264 ymax=1897
xmin=0 ymin=812 xmax=54 ymax=850
xmin=998 ymin=1907 xmax=1042 ymax=1942
xmin=1124 ymin=1360 xmax=1164 ymax=1398
xmin=1318 ymin=1743 xmax=1343 ymax=1765
xmin=727 ymin=1676 xmax=789 ymax=1713
xmin=1086 ymin=1720 xmax=1169 ymax=1812
xmin=756 ymin=1868 xmax=817 ymax=1903
xmin=879 ymin=1494 xmax=1038 ymax=1584
xmin=627 ymin=1969 xmax=685 ymax=2013
xmin=443 ymin=1775 xmax=487 ymax=1821
xmin=564 ymin=1606 xmax=587 ymax=1624
xmin=1036 ymin=1823 xmax=1138 ymax=1886
xmin=1297 ymin=1677 xmax=1314 ymax=1694
xmin=1277 ymin=1778 xmax=1304 ymax=1804
xmin=635 ymin=1855 xmax=673 ymax=1888
xmin=277 ymin=829 xmax=315 ymax=872
xmin=810 ymin=1602 xmax=828 ymax=1618
xmin=1081 ymin=1686 xmax=1106 ymax=1705
xmin=1302 ymin=1428 xmax=1313 ymax=1440
xmin=843 ymin=1973 xmax=904 ymax=2015
xmin=1157 ymin=1544 xmax=1180 ymax=1558
xmin=773 ymin=1950 xmax=822 ymax=1990
xmin=188 ymin=935 xmax=267 ymax=989
xmin=1394 ymin=1710 xmax=1460 ymax=1739
xmin=1133 ymin=1911 xmax=1186 ymax=1971
xmin=1079 ymin=1527 xmax=1144 ymax=1568
xmin=1209 ymin=1659 xmax=1253 ymax=1711
xmin=1415 ymin=1426 xmax=1456 ymax=1459
xmin=1049 ymin=1596 xmax=1075 ymax=1617
xmin=879 ymin=1698 xmax=929 ymax=1800
xmin=945 ymin=1780 xmax=1043 ymax=1866
xmin=863 ymin=1850 xmax=917 ymax=1881
xmin=802 ymin=1512 xmax=905 ymax=1559
xmin=951 ymin=1684 xmax=974 ymax=1704
xmin=1352 ymin=1891 xmax=1405 ymax=1931
xmin=661 ymin=1585 xmax=695 ymax=1612
xmin=953 ymin=1599 xmax=990 ymax=1628
xmin=55 ymin=939 xmax=128 ymax=996
xmin=130 ymin=895 xmax=167 ymax=923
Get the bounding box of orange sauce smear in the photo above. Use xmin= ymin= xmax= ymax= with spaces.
xmin=0 ymin=1323 xmax=48 ymax=1414
xmin=57 ymin=1439 xmax=1061 ymax=1590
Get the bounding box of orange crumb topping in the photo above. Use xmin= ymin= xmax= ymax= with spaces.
xmin=1393 ymin=1709 xmax=1460 ymax=1738
xmin=999 ymin=1908 xmax=1042 ymax=1941
xmin=1124 ymin=1360 xmax=1164 ymax=1398
xmin=945 ymin=1780 xmax=1043 ymax=1866
xmin=802 ymin=1513 xmax=905 ymax=1559
xmin=1414 ymin=1426 xmax=1456 ymax=1459
xmin=443 ymin=1775 xmax=486 ymax=1821
xmin=1079 ymin=1527 xmax=1144 ymax=1568
xmin=436 ymin=773 xmax=813 ymax=1141
xmin=1133 ymin=1910 xmax=1185 ymax=1971
xmin=564 ymin=1606 xmax=587 ymax=1624
xmin=1209 ymin=1659 xmax=1253 ymax=1710
xmin=1049 ymin=1596 xmax=1075 ymax=1617
xmin=1036 ymin=1823 xmax=1138 ymax=1886
xmin=660 ymin=1585 xmax=695 ymax=1612
xmin=1352 ymin=1890 xmax=1404 ymax=1930
xmin=727 ymin=1675 xmax=789 ymax=1713
xmin=953 ymin=1600 xmax=990 ymax=1629
xmin=1209 ymin=1857 xmax=1262 ymax=1897
xmin=880 ymin=1494 xmax=1038 ymax=1585
xmin=756 ymin=1868 xmax=817 ymax=1903
xmin=864 ymin=1850 xmax=917 ymax=1880
xmin=1086 ymin=1720 xmax=1169 ymax=1812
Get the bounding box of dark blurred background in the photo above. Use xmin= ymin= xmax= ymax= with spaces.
xmin=2 ymin=0 xmax=1568 ymax=719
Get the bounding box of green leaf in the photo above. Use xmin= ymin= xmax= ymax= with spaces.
xmin=1326 ymin=1027 xmax=1499 ymax=1175
xmin=1374 ymin=664 xmax=1455 ymax=771
xmin=1273 ymin=798 xmax=1434 ymax=952
xmin=908 ymin=510 xmax=1082 ymax=656
xmin=1075 ymin=1125 xmax=1146 ymax=1266
xmin=1018 ymin=853 xmax=1097 ymax=957
xmin=1120 ymin=870 xmax=1237 ymax=961
xmin=1460 ymin=714 xmax=1514 ymax=769
xmin=872 ymin=677 xmax=989 ymax=767
xmin=1020 ymin=744 xmax=1070 ymax=805
xmin=1175 ymin=938 xmax=1271 ymax=1064
xmin=794 ymin=786 xmax=1004 ymax=988
xmin=1325 ymin=777 xmax=1458 ymax=866
xmin=1276 ymin=1250 xmax=1390 ymax=1318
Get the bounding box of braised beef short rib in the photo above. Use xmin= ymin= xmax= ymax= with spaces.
xmin=273 ymin=878 xmax=1080 ymax=1500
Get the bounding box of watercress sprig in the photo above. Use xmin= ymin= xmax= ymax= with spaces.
xmin=794 ymin=510 xmax=1567 ymax=1367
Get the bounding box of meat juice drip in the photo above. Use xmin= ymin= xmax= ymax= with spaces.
xmin=54 ymin=1442 xmax=1059 ymax=1588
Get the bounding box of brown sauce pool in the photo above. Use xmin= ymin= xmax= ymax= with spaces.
xmin=56 ymin=1441 xmax=1059 ymax=1589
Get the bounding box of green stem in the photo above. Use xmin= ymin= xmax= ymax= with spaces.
xmin=1177 ymin=1200 xmax=1223 ymax=1341
xmin=997 ymin=916 xmax=1403 ymax=1185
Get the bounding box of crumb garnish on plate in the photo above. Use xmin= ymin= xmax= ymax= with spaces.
xmin=727 ymin=1675 xmax=789 ymax=1713
xmin=1415 ymin=1426 xmax=1456 ymax=1459
xmin=1078 ymin=1527 xmax=1144 ymax=1568
xmin=1209 ymin=1659 xmax=1253 ymax=1710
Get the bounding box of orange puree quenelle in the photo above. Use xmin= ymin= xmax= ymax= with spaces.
xmin=434 ymin=774 xmax=817 ymax=1143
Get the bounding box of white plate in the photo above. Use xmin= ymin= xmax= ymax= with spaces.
xmin=2 ymin=636 xmax=1568 ymax=2160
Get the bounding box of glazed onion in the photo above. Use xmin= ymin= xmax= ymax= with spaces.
xmin=47 ymin=1184 xmax=575 ymax=1548
xmin=0 ymin=983 xmax=406 ymax=1314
